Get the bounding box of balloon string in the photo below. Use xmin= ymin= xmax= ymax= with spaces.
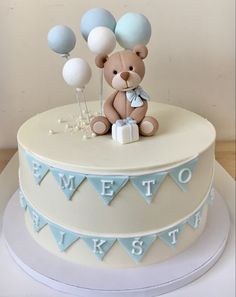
xmin=100 ymin=69 xmax=104 ymax=115
xmin=75 ymin=89 xmax=83 ymax=118
xmin=61 ymin=53 xmax=70 ymax=60
xmin=80 ymin=89 xmax=90 ymax=124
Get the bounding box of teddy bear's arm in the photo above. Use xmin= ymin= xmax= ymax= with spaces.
xmin=104 ymin=91 xmax=121 ymax=124
xmin=129 ymin=101 xmax=148 ymax=123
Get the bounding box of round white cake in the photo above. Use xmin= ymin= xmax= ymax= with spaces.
xmin=17 ymin=101 xmax=216 ymax=267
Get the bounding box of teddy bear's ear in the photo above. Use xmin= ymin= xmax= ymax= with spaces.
xmin=133 ymin=44 xmax=148 ymax=59
xmin=95 ymin=54 xmax=109 ymax=68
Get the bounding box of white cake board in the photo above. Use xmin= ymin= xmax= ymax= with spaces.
xmin=2 ymin=188 xmax=230 ymax=297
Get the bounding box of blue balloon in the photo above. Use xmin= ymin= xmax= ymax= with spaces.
xmin=48 ymin=25 xmax=76 ymax=55
xmin=115 ymin=13 xmax=151 ymax=49
xmin=80 ymin=8 xmax=116 ymax=41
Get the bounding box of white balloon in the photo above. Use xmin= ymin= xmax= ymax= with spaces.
xmin=62 ymin=58 xmax=92 ymax=88
xmin=87 ymin=26 xmax=116 ymax=55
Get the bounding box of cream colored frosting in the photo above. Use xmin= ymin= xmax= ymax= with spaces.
xmin=19 ymin=147 xmax=214 ymax=236
xmin=17 ymin=102 xmax=215 ymax=175
xmin=24 ymin=206 xmax=208 ymax=268
xmin=17 ymin=102 xmax=216 ymax=267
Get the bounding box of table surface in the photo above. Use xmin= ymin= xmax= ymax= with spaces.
xmin=0 ymin=141 xmax=235 ymax=179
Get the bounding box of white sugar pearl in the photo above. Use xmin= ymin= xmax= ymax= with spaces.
xmin=91 ymin=133 xmax=96 ymax=137
xmin=83 ymin=135 xmax=87 ymax=140
xmin=48 ymin=129 xmax=54 ymax=135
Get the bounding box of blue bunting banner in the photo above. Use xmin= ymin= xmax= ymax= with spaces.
xmin=130 ymin=172 xmax=167 ymax=204
xmin=158 ymin=223 xmax=185 ymax=247
xmin=187 ymin=205 xmax=204 ymax=229
xmin=50 ymin=168 xmax=85 ymax=200
xmin=24 ymin=150 xmax=199 ymax=204
xmin=48 ymin=223 xmax=80 ymax=251
xmin=82 ymin=237 xmax=116 ymax=260
xmin=19 ymin=191 xmax=27 ymax=209
xmin=87 ymin=175 xmax=129 ymax=205
xmin=169 ymin=157 xmax=198 ymax=192
xmin=27 ymin=205 xmax=48 ymax=232
xmin=119 ymin=235 xmax=157 ymax=263
xmin=19 ymin=187 xmax=213 ymax=263
xmin=207 ymin=188 xmax=215 ymax=204
xmin=26 ymin=154 xmax=49 ymax=185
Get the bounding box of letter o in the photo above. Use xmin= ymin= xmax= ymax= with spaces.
xmin=178 ymin=168 xmax=192 ymax=184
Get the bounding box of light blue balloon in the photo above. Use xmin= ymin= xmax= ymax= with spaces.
xmin=48 ymin=25 xmax=76 ymax=55
xmin=115 ymin=12 xmax=151 ymax=49
xmin=80 ymin=8 xmax=116 ymax=41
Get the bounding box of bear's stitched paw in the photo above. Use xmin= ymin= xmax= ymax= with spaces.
xmin=90 ymin=116 xmax=111 ymax=135
xmin=139 ymin=116 xmax=159 ymax=136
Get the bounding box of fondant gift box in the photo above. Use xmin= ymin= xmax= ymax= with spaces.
xmin=112 ymin=118 xmax=139 ymax=144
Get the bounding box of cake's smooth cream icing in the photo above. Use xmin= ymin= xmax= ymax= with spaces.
xmin=17 ymin=101 xmax=216 ymax=267
xmin=18 ymin=102 xmax=215 ymax=174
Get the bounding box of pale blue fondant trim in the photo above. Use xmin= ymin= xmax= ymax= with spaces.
xmin=87 ymin=175 xmax=129 ymax=205
xmin=82 ymin=237 xmax=116 ymax=260
xmin=50 ymin=168 xmax=85 ymax=200
xmin=118 ymin=235 xmax=157 ymax=263
xmin=130 ymin=172 xmax=167 ymax=204
xmin=18 ymin=187 xmax=215 ymax=262
xmin=26 ymin=154 xmax=49 ymax=185
xmin=23 ymin=149 xmax=200 ymax=204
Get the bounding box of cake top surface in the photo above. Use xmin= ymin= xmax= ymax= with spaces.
xmin=17 ymin=101 xmax=215 ymax=174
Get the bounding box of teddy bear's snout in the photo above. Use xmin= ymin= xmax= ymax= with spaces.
xmin=120 ymin=72 xmax=130 ymax=81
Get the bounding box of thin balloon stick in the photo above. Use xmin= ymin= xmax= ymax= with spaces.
xmin=75 ymin=88 xmax=83 ymax=118
xmin=99 ymin=69 xmax=104 ymax=115
xmin=80 ymin=89 xmax=90 ymax=123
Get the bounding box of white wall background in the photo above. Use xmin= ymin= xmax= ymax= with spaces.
xmin=0 ymin=0 xmax=235 ymax=148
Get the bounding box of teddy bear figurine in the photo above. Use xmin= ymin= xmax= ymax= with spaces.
xmin=90 ymin=44 xmax=159 ymax=138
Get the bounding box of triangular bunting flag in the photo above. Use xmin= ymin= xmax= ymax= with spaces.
xmin=50 ymin=168 xmax=85 ymax=200
xmin=118 ymin=235 xmax=157 ymax=263
xmin=19 ymin=191 xmax=27 ymax=209
xmin=158 ymin=223 xmax=184 ymax=247
xmin=169 ymin=157 xmax=198 ymax=192
xmin=82 ymin=237 xmax=116 ymax=260
xmin=28 ymin=205 xmax=48 ymax=232
xmin=130 ymin=172 xmax=167 ymax=204
xmin=207 ymin=188 xmax=215 ymax=204
xmin=187 ymin=206 xmax=204 ymax=229
xmin=26 ymin=154 xmax=49 ymax=185
xmin=87 ymin=175 xmax=129 ymax=205
xmin=48 ymin=223 xmax=80 ymax=251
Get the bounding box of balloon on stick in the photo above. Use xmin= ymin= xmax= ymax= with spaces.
xmin=87 ymin=26 xmax=116 ymax=55
xmin=87 ymin=26 xmax=116 ymax=115
xmin=115 ymin=12 xmax=151 ymax=49
xmin=62 ymin=58 xmax=92 ymax=120
xmin=48 ymin=25 xmax=76 ymax=58
xmin=62 ymin=58 xmax=91 ymax=88
xmin=80 ymin=8 xmax=116 ymax=41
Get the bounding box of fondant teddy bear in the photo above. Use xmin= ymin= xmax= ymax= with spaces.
xmin=90 ymin=44 xmax=159 ymax=136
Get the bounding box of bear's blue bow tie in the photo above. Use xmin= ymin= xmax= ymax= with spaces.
xmin=126 ymin=86 xmax=150 ymax=107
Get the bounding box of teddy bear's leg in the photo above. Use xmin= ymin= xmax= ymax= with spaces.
xmin=90 ymin=116 xmax=111 ymax=135
xmin=139 ymin=116 xmax=159 ymax=136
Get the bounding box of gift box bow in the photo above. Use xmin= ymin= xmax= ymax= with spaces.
xmin=115 ymin=117 xmax=137 ymax=127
